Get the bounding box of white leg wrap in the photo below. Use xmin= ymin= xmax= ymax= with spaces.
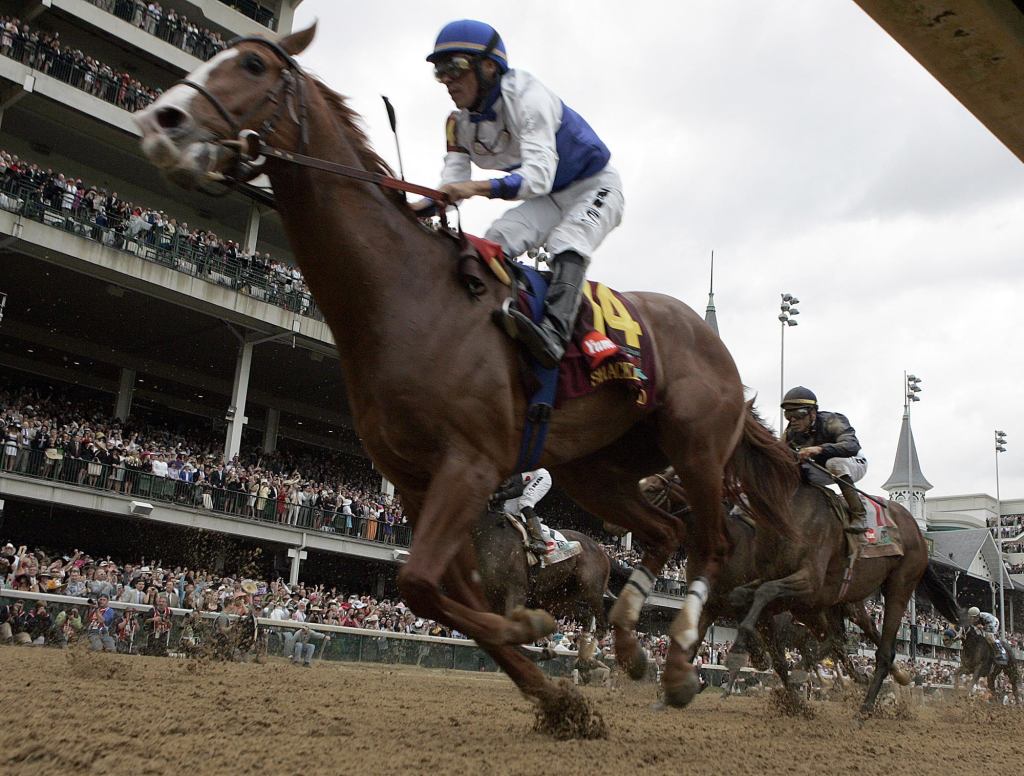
xmin=609 ymin=567 xmax=656 ymax=629
xmin=669 ymin=577 xmax=709 ymax=652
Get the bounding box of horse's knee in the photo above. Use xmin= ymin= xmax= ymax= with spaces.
xmin=397 ymin=567 xmax=435 ymax=616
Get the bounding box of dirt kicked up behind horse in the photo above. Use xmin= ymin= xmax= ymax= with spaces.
xmin=135 ymin=25 xmax=799 ymax=733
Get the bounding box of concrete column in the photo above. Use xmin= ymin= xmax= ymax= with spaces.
xmin=277 ymin=0 xmax=299 ymax=33
xmin=114 ymin=367 xmax=136 ymax=420
xmin=375 ymin=572 xmax=386 ymax=600
xmin=288 ymin=545 xmax=307 ymax=586
xmin=623 ymin=532 xmax=632 ymax=553
xmin=380 ymin=475 xmax=395 ymax=499
xmin=224 ymin=341 xmax=254 ymax=462
xmin=262 ymin=407 xmax=280 ymax=454
xmin=243 ymin=202 xmax=261 ymax=254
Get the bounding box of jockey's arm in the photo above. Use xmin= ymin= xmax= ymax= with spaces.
xmin=819 ymin=413 xmax=861 ymax=458
xmin=491 ymin=476 xmax=526 ymax=504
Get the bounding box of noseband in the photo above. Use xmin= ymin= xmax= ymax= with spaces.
xmin=176 ymin=36 xmax=308 ymax=182
xmin=173 ymin=37 xmax=452 ymax=214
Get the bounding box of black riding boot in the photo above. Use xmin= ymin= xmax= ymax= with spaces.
xmin=837 ymin=474 xmax=867 ymax=534
xmin=501 ymin=251 xmax=587 ymax=369
xmin=522 ymin=506 xmax=549 ymax=555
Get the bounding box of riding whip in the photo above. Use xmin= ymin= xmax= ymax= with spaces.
xmin=381 ymin=95 xmax=407 ymax=194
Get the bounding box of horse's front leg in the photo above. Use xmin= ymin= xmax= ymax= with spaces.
xmin=397 ymin=454 xmax=556 ymax=649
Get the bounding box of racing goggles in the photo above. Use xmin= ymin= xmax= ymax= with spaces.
xmin=433 ymin=55 xmax=474 ymax=82
xmin=783 ymin=408 xmax=812 ymax=421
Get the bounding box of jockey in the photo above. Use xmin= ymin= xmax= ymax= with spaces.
xmin=491 ymin=468 xmax=552 ymax=555
xmin=781 ymin=386 xmax=869 ymax=534
xmin=967 ymin=606 xmax=1009 ymax=665
xmin=417 ymin=19 xmax=624 ymax=368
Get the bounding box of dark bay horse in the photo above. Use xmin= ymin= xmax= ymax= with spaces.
xmin=697 ymin=444 xmax=963 ymax=711
xmin=642 ymin=469 xmax=890 ymax=697
xmin=473 ymin=511 xmax=627 ymax=636
xmin=134 ymin=26 xmax=797 ymax=721
xmin=955 ymin=628 xmax=1022 ymax=703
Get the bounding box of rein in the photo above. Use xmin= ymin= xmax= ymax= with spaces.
xmin=176 ymin=35 xmax=454 ymax=224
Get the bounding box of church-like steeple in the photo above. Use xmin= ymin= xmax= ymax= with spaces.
xmin=882 ymin=407 xmax=932 ymax=530
xmin=704 ymin=251 xmax=719 ymax=335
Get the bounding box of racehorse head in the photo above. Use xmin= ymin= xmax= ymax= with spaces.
xmin=135 ymin=25 xmax=317 ymax=189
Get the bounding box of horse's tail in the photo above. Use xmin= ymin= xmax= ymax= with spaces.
xmin=724 ymin=400 xmax=799 ymax=539
xmin=916 ymin=563 xmax=963 ymax=625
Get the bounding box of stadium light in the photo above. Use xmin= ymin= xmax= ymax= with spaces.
xmin=996 ymin=429 xmax=1008 ymax=637
xmin=779 ymin=293 xmax=801 ymax=432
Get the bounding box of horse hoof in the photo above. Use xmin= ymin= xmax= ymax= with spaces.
xmin=891 ymin=667 xmax=911 ymax=686
xmin=625 ymin=650 xmax=649 ymax=681
xmin=509 ymin=606 xmax=556 ymax=642
xmin=662 ymin=670 xmax=700 ymax=708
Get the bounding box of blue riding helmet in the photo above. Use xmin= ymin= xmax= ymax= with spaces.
xmin=427 ymin=19 xmax=508 ymax=73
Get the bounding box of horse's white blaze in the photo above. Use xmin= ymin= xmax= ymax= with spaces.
xmin=155 ymin=48 xmax=239 ymax=115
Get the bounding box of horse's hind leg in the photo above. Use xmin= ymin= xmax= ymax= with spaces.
xmin=861 ymin=578 xmax=915 ymax=712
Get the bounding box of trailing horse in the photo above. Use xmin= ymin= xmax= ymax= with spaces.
xmin=474 ymin=510 xmax=625 ymax=637
xmin=134 ymin=25 xmax=797 ymax=724
xmin=703 ymin=410 xmax=963 ymax=711
xmin=954 ymin=627 xmax=1022 ymax=703
xmin=642 ymin=468 xmax=887 ymax=699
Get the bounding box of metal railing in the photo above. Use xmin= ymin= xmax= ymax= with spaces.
xmin=82 ymin=1 xmax=230 ymax=61
xmin=0 ymin=36 xmax=158 ymax=112
xmin=213 ymin=0 xmax=278 ymax=30
xmin=0 ymin=183 xmax=323 ymax=321
xmin=0 ymin=449 xmax=410 ymax=546
xmin=0 ymin=589 xmax=571 ymax=675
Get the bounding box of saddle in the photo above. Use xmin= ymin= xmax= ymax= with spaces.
xmin=814 ymin=484 xmax=903 ymax=561
xmin=457 ymin=235 xmax=656 ymax=409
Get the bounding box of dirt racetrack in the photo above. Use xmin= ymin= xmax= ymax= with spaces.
xmin=1 ymin=647 xmax=1021 ymax=775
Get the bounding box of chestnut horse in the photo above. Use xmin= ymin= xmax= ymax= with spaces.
xmin=134 ymin=26 xmax=796 ymax=724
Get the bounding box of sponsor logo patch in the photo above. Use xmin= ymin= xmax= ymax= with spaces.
xmin=581 ymin=330 xmax=619 ymax=368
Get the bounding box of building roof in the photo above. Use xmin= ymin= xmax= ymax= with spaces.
xmin=704 ymin=291 xmax=719 ymax=335
xmin=882 ymin=411 xmax=933 ymax=491
xmin=926 ymin=528 xmax=1014 ymax=588
xmin=853 ymin=0 xmax=1024 ymax=164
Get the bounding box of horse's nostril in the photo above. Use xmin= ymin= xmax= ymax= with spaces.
xmin=155 ymin=106 xmax=188 ymax=131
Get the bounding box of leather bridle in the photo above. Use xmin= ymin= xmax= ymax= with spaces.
xmin=174 ymin=36 xmax=452 ymax=214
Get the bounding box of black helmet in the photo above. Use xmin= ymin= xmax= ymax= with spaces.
xmin=781 ymin=386 xmax=817 ymax=409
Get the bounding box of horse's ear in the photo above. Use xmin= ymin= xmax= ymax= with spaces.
xmin=279 ymin=22 xmax=316 ymax=56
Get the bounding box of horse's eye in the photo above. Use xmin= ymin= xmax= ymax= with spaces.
xmin=243 ymin=54 xmax=266 ymax=75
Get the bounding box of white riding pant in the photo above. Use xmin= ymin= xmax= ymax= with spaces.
xmin=826 ymin=456 xmax=867 ymax=483
xmin=485 ymin=166 xmax=624 ymax=262
xmin=504 ymin=471 xmax=552 ymax=516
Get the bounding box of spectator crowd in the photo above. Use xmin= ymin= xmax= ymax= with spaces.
xmin=84 ymin=1 xmax=229 ymax=61
xmin=0 ymin=148 xmax=317 ymax=318
xmin=1 ymin=382 xmax=408 ymax=542
xmin=1 ymin=16 xmax=161 ymax=111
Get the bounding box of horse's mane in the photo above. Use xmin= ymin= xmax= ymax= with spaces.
xmin=307 ymin=77 xmax=422 ymax=221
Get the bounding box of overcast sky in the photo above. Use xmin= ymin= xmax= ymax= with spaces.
xmin=291 ymin=2 xmax=1024 ymax=502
